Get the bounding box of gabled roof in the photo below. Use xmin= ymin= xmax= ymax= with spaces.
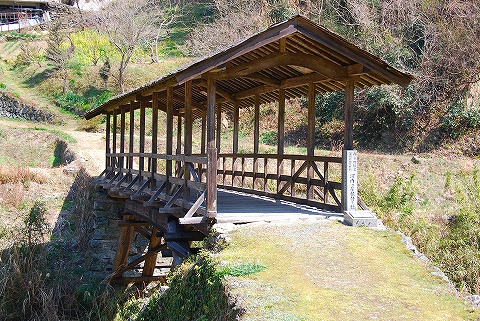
xmin=85 ymin=15 xmax=413 ymax=120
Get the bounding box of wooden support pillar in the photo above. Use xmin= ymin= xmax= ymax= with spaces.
xmin=151 ymin=92 xmax=159 ymax=188
xmin=344 ymin=80 xmax=355 ymax=150
xmin=206 ymin=77 xmax=217 ymax=217
xmin=129 ymin=102 xmax=135 ymax=170
xmin=201 ymin=110 xmax=206 ymax=154
xmin=106 ymin=112 xmax=111 ymax=169
xmin=112 ymin=110 xmax=117 ymax=167
xmin=307 ymin=83 xmax=315 ymax=200
xmin=176 ymin=116 xmax=182 ymax=155
xmin=166 ymin=87 xmax=174 ymax=193
xmin=279 ymin=37 xmax=286 ymax=53
xmin=184 ymin=81 xmax=193 ymax=202
xmin=167 ymin=218 xmax=191 ymax=266
xmin=119 ymin=106 xmax=126 ymax=170
xmin=113 ymin=214 xmax=135 ymax=275
xmin=216 ymin=103 xmax=221 ymax=152
xmin=232 ymin=102 xmax=239 ymax=186
xmin=142 ymin=227 xmax=162 ymax=277
xmin=139 ymin=100 xmax=146 ymax=174
xmin=176 ymin=115 xmax=182 ymax=175
xmin=200 ymin=110 xmax=206 ymax=182
xmin=253 ymin=95 xmax=260 ymax=189
xmin=277 ymin=89 xmax=285 ymax=193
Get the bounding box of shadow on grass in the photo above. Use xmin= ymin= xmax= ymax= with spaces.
xmin=0 ymin=168 xmax=125 ymax=321
xmin=22 ymin=68 xmax=54 ymax=88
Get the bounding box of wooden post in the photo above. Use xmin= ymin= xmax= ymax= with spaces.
xmin=112 ymin=110 xmax=117 ymax=167
xmin=253 ymin=95 xmax=260 ymax=189
xmin=176 ymin=115 xmax=182 ymax=175
xmin=216 ymin=103 xmax=221 ymax=152
xmin=119 ymin=106 xmax=126 ymax=170
xmin=176 ymin=116 xmax=182 ymax=154
xmin=113 ymin=214 xmax=135 ymax=275
xmin=307 ymin=83 xmax=315 ymax=200
xmin=206 ymin=77 xmax=217 ymax=217
xmin=129 ymin=102 xmax=135 ymax=171
xmin=277 ymin=89 xmax=285 ymax=193
xmin=233 ymin=102 xmax=239 ymax=186
xmin=279 ymin=37 xmax=286 ymax=53
xmin=233 ymin=102 xmax=239 ymax=153
xmin=166 ymin=86 xmax=174 ymax=193
xmin=139 ymin=100 xmax=146 ymax=175
xmin=344 ymin=80 xmax=355 ymax=150
xmin=201 ymin=110 xmax=206 ymax=154
xmin=184 ymin=81 xmax=193 ymax=203
xmin=106 ymin=112 xmax=111 ymax=169
xmin=142 ymin=227 xmax=162 ymax=277
xmin=151 ymin=92 xmax=159 ymax=188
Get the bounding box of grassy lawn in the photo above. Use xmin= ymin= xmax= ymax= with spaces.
xmin=218 ymin=220 xmax=479 ymax=321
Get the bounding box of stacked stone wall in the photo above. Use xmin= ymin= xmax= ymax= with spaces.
xmin=84 ymin=186 xmax=150 ymax=274
xmin=0 ymin=92 xmax=55 ymax=122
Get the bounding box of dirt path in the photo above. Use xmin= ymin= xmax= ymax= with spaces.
xmin=65 ymin=129 xmax=105 ymax=175
xmin=218 ymin=220 xmax=479 ymax=321
xmin=0 ymin=118 xmax=105 ymax=175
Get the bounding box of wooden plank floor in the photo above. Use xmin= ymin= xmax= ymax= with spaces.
xmin=216 ymin=189 xmax=342 ymax=224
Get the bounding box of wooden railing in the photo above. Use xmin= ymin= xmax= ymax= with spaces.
xmin=101 ymin=153 xmax=208 ymax=215
xmin=99 ymin=152 xmax=343 ymax=214
xmin=217 ymin=153 xmax=342 ymax=211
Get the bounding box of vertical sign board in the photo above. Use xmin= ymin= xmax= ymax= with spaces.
xmin=342 ymin=149 xmax=358 ymax=212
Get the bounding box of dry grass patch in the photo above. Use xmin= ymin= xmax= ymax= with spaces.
xmin=0 ymin=164 xmax=48 ymax=184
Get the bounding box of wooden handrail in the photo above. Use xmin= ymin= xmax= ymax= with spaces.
xmin=107 ymin=153 xmax=207 ymax=164
xmin=216 ymin=153 xmax=342 ymax=211
xmin=218 ymin=153 xmax=342 ymax=163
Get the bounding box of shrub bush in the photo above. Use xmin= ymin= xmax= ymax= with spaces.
xmin=137 ymin=252 xmax=240 ymax=321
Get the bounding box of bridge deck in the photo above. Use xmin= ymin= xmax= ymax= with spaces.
xmin=216 ymin=189 xmax=342 ymax=224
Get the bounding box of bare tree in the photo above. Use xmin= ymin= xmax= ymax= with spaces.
xmin=187 ymin=0 xmax=270 ymax=56
xmin=45 ymin=21 xmax=75 ymax=94
xmin=94 ymin=0 xmax=177 ymax=93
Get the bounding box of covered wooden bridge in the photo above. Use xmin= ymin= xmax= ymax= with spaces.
xmin=85 ymin=16 xmax=413 ymax=283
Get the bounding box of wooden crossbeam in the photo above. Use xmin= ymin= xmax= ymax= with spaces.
xmin=167 ymin=241 xmax=191 ymax=259
xmin=131 ymin=178 xmax=152 ymax=199
xmin=183 ymin=191 xmax=205 ymax=218
xmin=212 ymin=52 xmax=349 ymax=81
xmin=188 ymin=163 xmax=200 ymax=182
xmin=111 ymin=243 xmax=167 ymax=280
xmin=144 ymin=181 xmax=167 ymax=206
xmin=164 ymin=186 xmax=184 ymax=208
xmin=122 ymin=173 xmax=140 ymax=192
xmin=278 ymin=161 xmax=308 ymax=195
xmin=134 ymin=225 xmax=152 ymax=239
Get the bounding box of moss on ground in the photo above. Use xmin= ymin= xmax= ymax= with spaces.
xmin=218 ymin=220 xmax=479 ymax=321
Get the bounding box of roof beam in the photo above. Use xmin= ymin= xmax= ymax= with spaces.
xmin=234 ymin=71 xmax=351 ymax=100
xmin=158 ymin=91 xmax=205 ymax=111
xmin=296 ymin=22 xmax=412 ymax=86
xmin=210 ymin=52 xmax=349 ymax=81
xmin=243 ymin=72 xmax=281 ymax=86
xmin=196 ymin=79 xmax=236 ymax=103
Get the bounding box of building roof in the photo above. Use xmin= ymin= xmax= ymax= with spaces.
xmin=85 ymin=15 xmax=414 ymax=120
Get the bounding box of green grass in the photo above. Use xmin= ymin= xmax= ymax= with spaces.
xmin=33 ymin=126 xmax=77 ymax=143
xmin=218 ymin=221 xmax=479 ymax=321
xmin=0 ymin=123 xmax=75 ymax=167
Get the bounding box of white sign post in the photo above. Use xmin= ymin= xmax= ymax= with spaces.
xmin=342 ymin=149 xmax=358 ymax=212
xmin=342 ymin=149 xmax=378 ymax=227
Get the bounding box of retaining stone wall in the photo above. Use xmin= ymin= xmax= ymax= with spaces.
xmin=0 ymin=92 xmax=55 ymax=122
xmin=84 ymin=186 xmax=149 ymax=274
